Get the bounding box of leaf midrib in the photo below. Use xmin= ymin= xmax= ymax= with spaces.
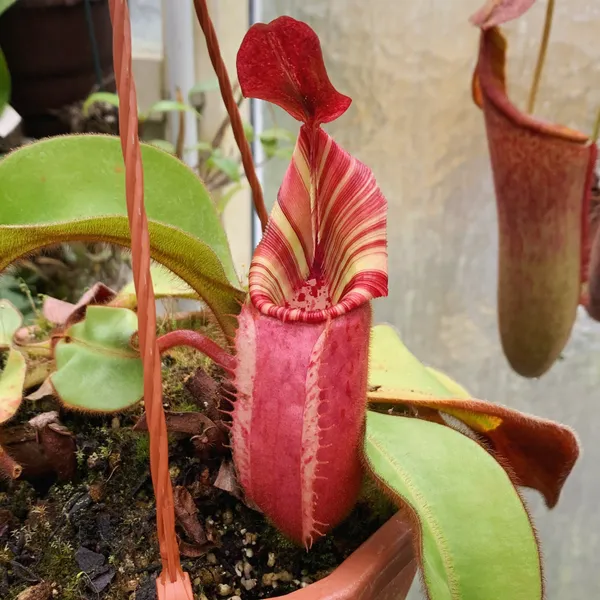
xmin=366 ymin=432 xmax=460 ymax=600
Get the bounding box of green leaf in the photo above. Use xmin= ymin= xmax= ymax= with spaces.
xmin=145 ymin=100 xmax=200 ymax=119
xmin=369 ymin=324 xmax=458 ymax=400
xmin=0 ymin=299 xmax=22 ymax=349
xmin=0 ymin=0 xmax=17 ymax=17
xmin=0 ymin=135 xmax=244 ymax=337
xmin=188 ymin=79 xmax=220 ymax=98
xmin=365 ymin=412 xmax=542 ymax=600
xmin=215 ymin=183 xmax=245 ymax=215
xmin=207 ymin=151 xmax=241 ymax=182
xmin=259 ymin=127 xmax=296 ymax=144
xmin=0 ymin=348 xmax=26 ymax=423
xmin=82 ymin=92 xmax=121 ymax=116
xmin=0 ymin=47 xmax=10 ymax=111
xmin=147 ymin=139 xmax=176 ymax=155
xmin=114 ymin=264 xmax=198 ymax=308
xmin=186 ymin=141 xmax=213 ymax=153
xmin=51 ymin=306 xmax=143 ymax=412
xmin=243 ymin=120 xmax=254 ymax=142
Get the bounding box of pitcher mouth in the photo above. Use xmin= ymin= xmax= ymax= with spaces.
xmin=248 ymin=126 xmax=388 ymax=324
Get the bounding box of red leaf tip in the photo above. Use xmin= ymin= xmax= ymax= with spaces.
xmin=237 ymin=16 xmax=351 ymax=125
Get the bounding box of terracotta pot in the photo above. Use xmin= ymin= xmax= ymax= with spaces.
xmin=284 ymin=512 xmax=416 ymax=600
xmin=0 ymin=0 xmax=114 ymax=137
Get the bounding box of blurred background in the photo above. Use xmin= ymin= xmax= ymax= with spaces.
xmin=1 ymin=0 xmax=599 ymax=596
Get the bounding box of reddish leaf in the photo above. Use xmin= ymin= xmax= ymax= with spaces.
xmin=173 ymin=485 xmax=207 ymax=546
xmin=470 ymin=0 xmax=537 ymax=29
xmin=43 ymin=282 xmax=116 ymax=326
xmin=237 ymin=16 xmax=351 ymax=125
xmin=369 ymin=392 xmax=578 ymax=508
xmin=473 ymin=28 xmax=597 ymax=377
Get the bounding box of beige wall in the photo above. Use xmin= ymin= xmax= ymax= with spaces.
xmin=258 ymin=1 xmax=600 ymax=598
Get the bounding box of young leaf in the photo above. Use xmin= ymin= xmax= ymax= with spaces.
xmin=186 ymin=141 xmax=213 ymax=153
xmin=82 ymin=92 xmax=121 ymax=116
xmin=243 ymin=120 xmax=254 ymax=142
xmin=259 ymin=127 xmax=296 ymax=144
xmin=0 ymin=135 xmax=244 ymax=337
xmin=188 ymin=79 xmax=220 ymax=98
xmin=368 ymin=324 xmax=579 ymax=508
xmin=0 ymin=349 xmax=26 ymax=423
xmin=365 ymin=412 xmax=543 ymax=600
xmin=113 ymin=264 xmax=198 ymax=308
xmin=206 ymin=152 xmax=241 ymax=182
xmin=145 ymin=100 xmax=200 ymax=119
xmin=0 ymin=299 xmax=22 ymax=349
xmin=215 ymin=183 xmax=245 ymax=215
xmin=51 ymin=306 xmax=143 ymax=412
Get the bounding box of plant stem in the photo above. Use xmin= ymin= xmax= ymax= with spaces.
xmin=592 ymin=107 xmax=600 ymax=142
xmin=157 ymin=329 xmax=236 ymax=371
xmin=527 ymin=0 xmax=555 ymax=114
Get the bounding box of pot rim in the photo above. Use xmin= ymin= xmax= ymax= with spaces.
xmin=282 ymin=511 xmax=416 ymax=599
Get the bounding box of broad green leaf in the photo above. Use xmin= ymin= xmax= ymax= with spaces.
xmin=368 ymin=323 xmax=579 ymax=511
xmin=0 ymin=135 xmax=244 ymax=337
xmin=0 ymin=47 xmax=9 ymax=111
xmin=0 ymin=299 xmax=22 ymax=349
xmin=426 ymin=366 xmax=470 ymax=398
xmin=365 ymin=412 xmax=542 ymax=600
xmin=0 ymin=348 xmax=26 ymax=423
xmin=188 ymin=79 xmax=220 ymax=98
xmin=207 ymin=152 xmax=241 ymax=182
xmin=51 ymin=306 xmax=143 ymax=412
xmin=82 ymin=92 xmax=121 ymax=116
xmin=148 ymin=139 xmax=176 ymax=154
xmin=114 ymin=263 xmax=198 ymax=307
xmin=369 ymin=324 xmax=457 ymax=400
xmin=0 ymin=0 xmax=17 ymax=17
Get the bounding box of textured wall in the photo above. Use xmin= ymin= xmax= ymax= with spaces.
xmin=258 ymin=1 xmax=600 ymax=598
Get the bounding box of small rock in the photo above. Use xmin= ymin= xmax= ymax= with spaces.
xmin=243 ymin=561 xmax=252 ymax=578
xmin=206 ymin=552 xmax=218 ymax=565
xmin=217 ymin=583 xmax=232 ymax=596
xmin=262 ymin=573 xmax=275 ymax=587
xmin=241 ymin=578 xmax=257 ymax=591
xmin=75 ymin=546 xmax=105 ymax=573
xmin=244 ymin=547 xmax=253 ymax=558
xmin=135 ymin=577 xmax=158 ymax=600
xmin=229 ymin=596 xmax=242 ymax=600
xmin=276 ymin=570 xmax=294 ymax=583
xmin=16 ymin=582 xmax=52 ymax=600
xmin=267 ymin=552 xmax=276 ymax=567
xmin=89 ymin=567 xmax=116 ymax=593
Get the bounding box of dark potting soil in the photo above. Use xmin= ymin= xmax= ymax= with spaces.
xmin=0 ymin=346 xmax=396 ymax=600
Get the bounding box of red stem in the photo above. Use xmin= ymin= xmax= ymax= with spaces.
xmin=157 ymin=330 xmax=236 ymax=372
xmin=192 ymin=0 xmax=269 ymax=232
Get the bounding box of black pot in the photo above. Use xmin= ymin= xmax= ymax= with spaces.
xmin=0 ymin=0 xmax=115 ymax=137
